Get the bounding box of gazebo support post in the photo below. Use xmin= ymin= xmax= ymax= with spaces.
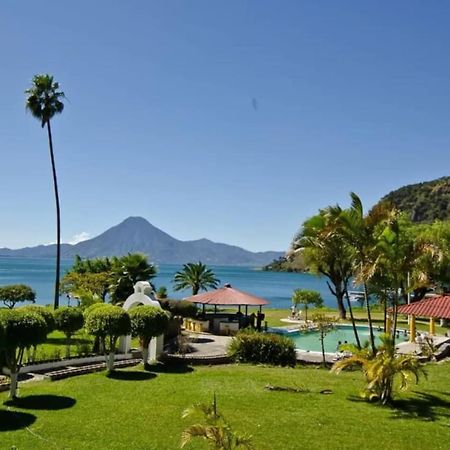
xmin=214 ymin=305 xmax=217 ymax=315
xmin=429 ymin=317 xmax=436 ymax=336
xmin=409 ymin=315 xmax=416 ymax=343
xmin=245 ymin=305 xmax=248 ymax=316
xmin=386 ymin=314 xmax=392 ymax=335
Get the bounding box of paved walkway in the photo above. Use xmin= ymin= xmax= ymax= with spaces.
xmin=185 ymin=333 xmax=232 ymax=357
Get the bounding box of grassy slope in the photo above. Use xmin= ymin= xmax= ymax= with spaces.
xmin=1 ymin=362 xmax=449 ymax=450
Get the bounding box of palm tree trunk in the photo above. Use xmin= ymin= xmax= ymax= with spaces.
xmin=363 ymin=282 xmax=376 ymax=354
xmin=47 ymin=120 xmax=61 ymax=309
xmin=344 ymin=288 xmax=361 ymax=349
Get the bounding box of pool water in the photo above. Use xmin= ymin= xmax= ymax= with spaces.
xmin=274 ymin=325 xmax=408 ymax=353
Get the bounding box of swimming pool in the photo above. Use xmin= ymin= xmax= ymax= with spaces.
xmin=272 ymin=324 xmax=408 ymax=353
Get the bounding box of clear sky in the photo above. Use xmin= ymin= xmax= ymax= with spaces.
xmin=1 ymin=1 xmax=449 ymax=252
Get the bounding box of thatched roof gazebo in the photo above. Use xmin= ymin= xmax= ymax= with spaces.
xmin=396 ymin=295 xmax=450 ymax=342
xmin=183 ymin=283 xmax=269 ymax=334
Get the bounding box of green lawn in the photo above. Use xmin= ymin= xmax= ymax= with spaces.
xmin=1 ymin=361 xmax=449 ymax=449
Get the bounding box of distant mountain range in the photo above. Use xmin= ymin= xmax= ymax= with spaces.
xmin=377 ymin=176 xmax=450 ymax=222
xmin=0 ymin=217 xmax=283 ymax=266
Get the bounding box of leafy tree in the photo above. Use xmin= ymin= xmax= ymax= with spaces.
xmin=291 ymin=289 xmax=323 ymax=322
xmin=0 ymin=309 xmax=48 ymax=398
xmin=53 ymin=307 xmax=84 ymax=358
xmin=85 ymin=305 xmax=131 ymax=371
xmin=312 ymin=313 xmax=336 ymax=366
xmin=109 ymin=253 xmax=157 ymax=304
xmin=160 ymin=299 xmax=198 ymax=319
xmin=61 ymin=272 xmax=110 ymax=301
xmin=181 ymin=395 xmax=253 ymax=449
xmin=0 ymin=284 xmax=36 ymax=309
xmin=173 ymin=262 xmax=220 ymax=295
xmin=332 ymin=334 xmax=426 ymax=405
xmin=129 ymin=306 xmax=170 ymax=366
xmin=25 ymin=74 xmax=65 ymax=309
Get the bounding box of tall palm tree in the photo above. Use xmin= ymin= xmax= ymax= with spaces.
xmin=294 ymin=208 xmax=361 ymax=347
xmin=337 ymin=193 xmax=384 ymax=354
xmin=25 ymin=74 xmax=65 ymax=309
xmin=173 ymin=262 xmax=220 ymax=295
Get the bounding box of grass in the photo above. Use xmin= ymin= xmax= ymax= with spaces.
xmin=1 ymin=361 xmax=449 ymax=449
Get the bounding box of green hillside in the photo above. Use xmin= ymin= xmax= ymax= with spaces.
xmin=379 ymin=176 xmax=450 ymax=222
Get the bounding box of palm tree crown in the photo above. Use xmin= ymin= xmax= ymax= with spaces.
xmin=173 ymin=262 xmax=220 ymax=295
xmin=25 ymin=74 xmax=65 ymax=127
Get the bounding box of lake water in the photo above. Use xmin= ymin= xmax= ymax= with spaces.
xmin=0 ymin=257 xmax=336 ymax=310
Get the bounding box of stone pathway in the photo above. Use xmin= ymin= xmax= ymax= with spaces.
xmin=185 ymin=333 xmax=232 ymax=357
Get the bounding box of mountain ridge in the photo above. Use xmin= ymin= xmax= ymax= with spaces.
xmin=0 ymin=216 xmax=283 ymax=266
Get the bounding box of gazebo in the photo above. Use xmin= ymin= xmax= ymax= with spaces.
xmin=183 ymin=283 xmax=269 ymax=334
xmin=396 ymin=295 xmax=450 ymax=342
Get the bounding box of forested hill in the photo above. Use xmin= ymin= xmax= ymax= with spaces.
xmin=377 ymin=176 xmax=450 ymax=223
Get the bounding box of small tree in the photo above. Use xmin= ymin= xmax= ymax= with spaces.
xmin=291 ymin=289 xmax=323 ymax=322
xmin=129 ymin=306 xmax=170 ymax=366
xmin=85 ymin=305 xmax=131 ymax=371
xmin=0 ymin=309 xmax=48 ymax=398
xmin=53 ymin=307 xmax=84 ymax=358
xmin=0 ymin=284 xmax=36 ymax=309
xmin=21 ymin=305 xmax=56 ymax=362
xmin=312 ymin=313 xmax=335 ymax=366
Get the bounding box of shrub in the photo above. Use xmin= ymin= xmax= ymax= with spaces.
xmin=85 ymin=305 xmax=131 ymax=371
xmin=228 ymin=329 xmax=296 ymax=367
xmin=160 ymin=299 xmax=198 ymax=318
xmin=0 ymin=309 xmax=48 ymax=398
xmin=53 ymin=307 xmax=84 ymax=358
xmin=21 ymin=305 xmax=55 ymax=332
xmin=129 ymin=306 xmax=170 ymax=365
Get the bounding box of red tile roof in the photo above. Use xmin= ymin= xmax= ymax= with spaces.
xmin=184 ymin=284 xmax=269 ymax=306
xmin=397 ymin=295 xmax=450 ymax=319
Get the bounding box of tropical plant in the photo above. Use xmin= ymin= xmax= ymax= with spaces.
xmin=109 ymin=253 xmax=157 ymax=304
xmin=332 ymin=334 xmax=426 ymax=405
xmin=25 ymin=74 xmax=65 ymax=309
xmin=0 ymin=284 xmax=36 ymax=309
xmin=228 ymin=329 xmax=296 ymax=367
xmin=181 ymin=395 xmax=253 ymax=449
xmin=0 ymin=309 xmax=48 ymax=398
xmin=53 ymin=307 xmax=84 ymax=358
xmin=129 ymin=306 xmax=170 ymax=365
xmin=173 ymin=262 xmax=220 ymax=295
xmin=291 ymin=289 xmax=323 ymax=322
xmin=312 ymin=313 xmax=336 ymax=366
xmin=85 ymin=305 xmax=131 ymax=371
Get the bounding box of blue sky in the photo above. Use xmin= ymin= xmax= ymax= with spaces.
xmin=0 ymin=1 xmax=449 ymax=252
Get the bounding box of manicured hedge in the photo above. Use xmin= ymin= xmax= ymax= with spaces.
xmin=228 ymin=329 xmax=296 ymax=367
xmin=159 ymin=299 xmax=198 ymax=318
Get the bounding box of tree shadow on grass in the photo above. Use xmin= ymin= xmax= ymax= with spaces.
xmin=146 ymin=361 xmax=194 ymax=374
xmin=0 ymin=409 xmax=36 ymax=431
xmin=45 ymin=337 xmax=92 ymax=345
xmin=4 ymin=395 xmax=76 ymax=411
xmin=391 ymin=391 xmax=450 ymax=422
xmin=106 ymin=370 xmax=157 ymax=381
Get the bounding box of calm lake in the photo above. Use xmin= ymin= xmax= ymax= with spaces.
xmin=0 ymin=257 xmax=336 ymax=309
